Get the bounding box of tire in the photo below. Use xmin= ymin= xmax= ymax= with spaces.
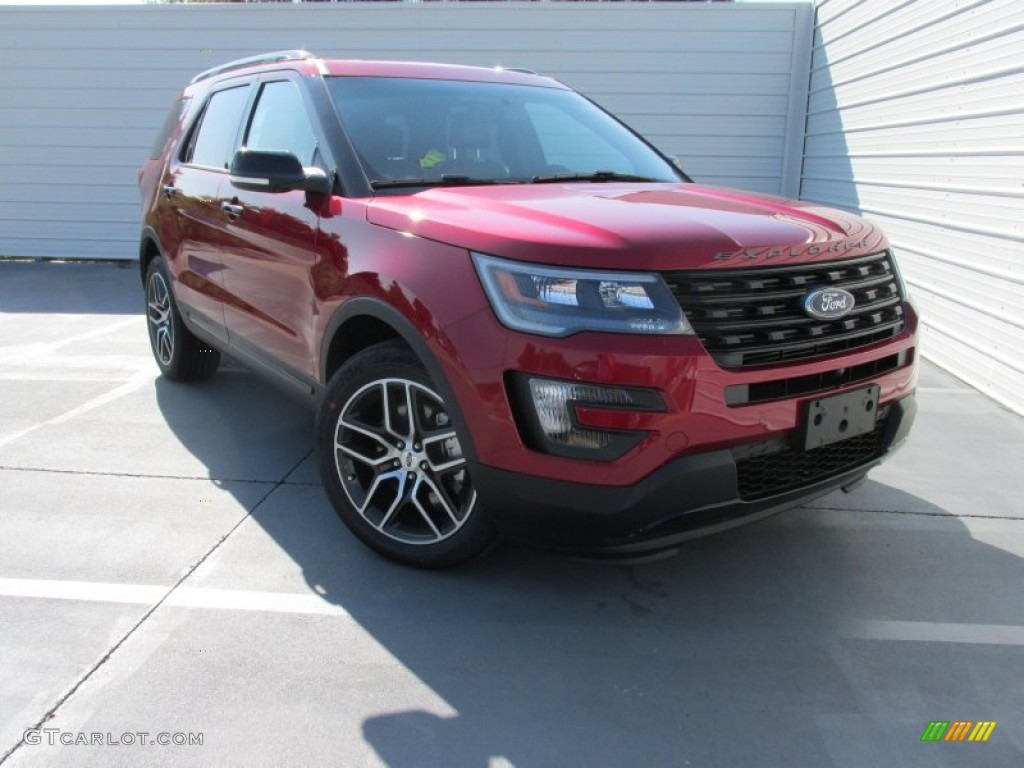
xmin=316 ymin=341 xmax=495 ymax=568
xmin=144 ymin=256 xmax=220 ymax=382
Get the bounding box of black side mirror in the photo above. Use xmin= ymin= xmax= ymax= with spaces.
xmin=229 ymin=149 xmax=331 ymax=195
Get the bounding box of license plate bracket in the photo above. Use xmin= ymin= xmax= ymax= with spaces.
xmin=802 ymin=385 xmax=880 ymax=450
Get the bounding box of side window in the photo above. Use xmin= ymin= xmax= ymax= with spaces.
xmin=244 ymin=80 xmax=318 ymax=167
xmin=150 ymin=96 xmax=191 ymax=160
xmin=182 ymin=86 xmax=250 ymax=170
xmin=524 ymin=102 xmax=633 ymax=174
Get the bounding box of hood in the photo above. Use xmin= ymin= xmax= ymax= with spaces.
xmin=365 ymin=182 xmax=887 ymax=270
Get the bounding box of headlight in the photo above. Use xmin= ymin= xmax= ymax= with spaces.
xmin=472 ymin=252 xmax=693 ymax=337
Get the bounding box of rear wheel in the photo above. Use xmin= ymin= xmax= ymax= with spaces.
xmin=316 ymin=341 xmax=495 ymax=568
xmin=145 ymin=256 xmax=220 ymax=381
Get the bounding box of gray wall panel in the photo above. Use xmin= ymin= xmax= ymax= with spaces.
xmin=803 ymin=0 xmax=1024 ymax=415
xmin=0 ymin=2 xmax=811 ymax=262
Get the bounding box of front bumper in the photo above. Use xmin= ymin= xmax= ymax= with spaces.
xmin=471 ymin=394 xmax=916 ymax=557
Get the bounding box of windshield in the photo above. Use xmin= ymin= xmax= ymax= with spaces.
xmin=326 ymin=76 xmax=682 ymax=189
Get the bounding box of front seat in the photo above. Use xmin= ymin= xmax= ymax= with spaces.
xmin=445 ymin=120 xmax=507 ymax=179
xmin=357 ymin=125 xmax=418 ymax=181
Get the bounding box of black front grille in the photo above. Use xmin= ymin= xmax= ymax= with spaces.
xmin=663 ymin=251 xmax=906 ymax=368
xmin=735 ymin=422 xmax=888 ymax=500
xmin=724 ymin=351 xmax=910 ymax=406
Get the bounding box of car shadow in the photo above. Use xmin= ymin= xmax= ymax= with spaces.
xmin=0 ymin=261 xmax=140 ymax=314
xmin=154 ymin=365 xmax=1024 ymax=767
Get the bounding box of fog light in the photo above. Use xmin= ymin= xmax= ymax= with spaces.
xmin=529 ymin=379 xmax=635 ymax=450
xmin=515 ymin=376 xmax=664 ymax=460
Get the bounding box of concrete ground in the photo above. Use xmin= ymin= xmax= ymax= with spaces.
xmin=0 ymin=260 xmax=1022 ymax=768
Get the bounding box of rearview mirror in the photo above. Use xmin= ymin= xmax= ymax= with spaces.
xmin=229 ymin=149 xmax=331 ymax=195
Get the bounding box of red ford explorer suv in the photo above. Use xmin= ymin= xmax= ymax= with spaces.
xmin=139 ymin=51 xmax=917 ymax=568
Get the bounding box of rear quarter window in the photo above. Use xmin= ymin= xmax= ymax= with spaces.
xmin=149 ymin=97 xmax=191 ymax=160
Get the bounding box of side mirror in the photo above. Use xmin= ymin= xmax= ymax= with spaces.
xmin=229 ymin=149 xmax=331 ymax=195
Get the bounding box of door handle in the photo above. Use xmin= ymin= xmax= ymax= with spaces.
xmin=220 ymin=202 xmax=244 ymax=219
xmin=161 ymin=184 xmax=176 ymax=199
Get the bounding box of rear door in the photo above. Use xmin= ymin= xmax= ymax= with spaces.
xmin=162 ymin=83 xmax=252 ymax=342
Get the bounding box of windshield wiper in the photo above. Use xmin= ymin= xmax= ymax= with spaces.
xmin=370 ymin=175 xmax=507 ymax=190
xmin=529 ymin=171 xmax=661 ymax=184
xmin=371 ymin=171 xmax=662 ymax=190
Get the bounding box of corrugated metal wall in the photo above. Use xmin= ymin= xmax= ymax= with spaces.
xmin=802 ymin=0 xmax=1024 ymax=415
xmin=0 ymin=2 xmax=812 ymax=262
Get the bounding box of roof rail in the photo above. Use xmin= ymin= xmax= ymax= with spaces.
xmin=190 ymin=50 xmax=317 ymax=85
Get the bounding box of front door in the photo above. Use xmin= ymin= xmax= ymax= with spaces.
xmin=217 ymin=78 xmax=323 ymax=383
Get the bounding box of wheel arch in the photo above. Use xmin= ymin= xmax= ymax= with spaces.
xmin=320 ymin=298 xmax=478 ymax=463
xmin=138 ymin=227 xmax=165 ymax=285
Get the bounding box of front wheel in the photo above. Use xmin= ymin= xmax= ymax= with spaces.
xmin=316 ymin=341 xmax=495 ymax=568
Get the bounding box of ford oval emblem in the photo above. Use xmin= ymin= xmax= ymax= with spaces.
xmin=803 ymin=287 xmax=855 ymax=320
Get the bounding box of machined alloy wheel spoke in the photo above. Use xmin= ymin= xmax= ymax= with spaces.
xmin=382 ymin=381 xmax=402 ymax=442
xmin=411 ymin=494 xmax=443 ymax=539
xmin=377 ymin=475 xmax=409 ymax=531
xmin=427 ymin=454 xmax=467 ymax=474
xmin=422 ymin=430 xmax=458 ymax=445
xmin=156 ymin=328 xmax=173 ymax=365
xmin=338 ymin=443 xmax=395 ymax=468
xmin=334 ymin=376 xmax=475 ymax=546
xmin=339 ymin=417 xmax=395 ymax=454
xmin=403 ymin=383 xmax=417 ymax=442
xmin=421 ymin=430 xmax=466 ymax=473
xmin=147 ymin=300 xmax=169 ymax=325
xmin=381 ymin=381 xmax=417 ymax=444
xmin=147 ymin=274 xmax=174 ymax=366
xmin=337 ymin=416 xmax=399 ymax=469
xmin=358 ymin=469 xmax=401 ymax=515
xmin=339 ymin=416 xmax=393 ymax=448
xmin=420 ymin=474 xmax=461 ymax=526
xmin=357 ymin=473 xmax=386 ymax=515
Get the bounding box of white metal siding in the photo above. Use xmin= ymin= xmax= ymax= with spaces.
xmin=802 ymin=0 xmax=1024 ymax=415
xmin=0 ymin=2 xmax=812 ymax=261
